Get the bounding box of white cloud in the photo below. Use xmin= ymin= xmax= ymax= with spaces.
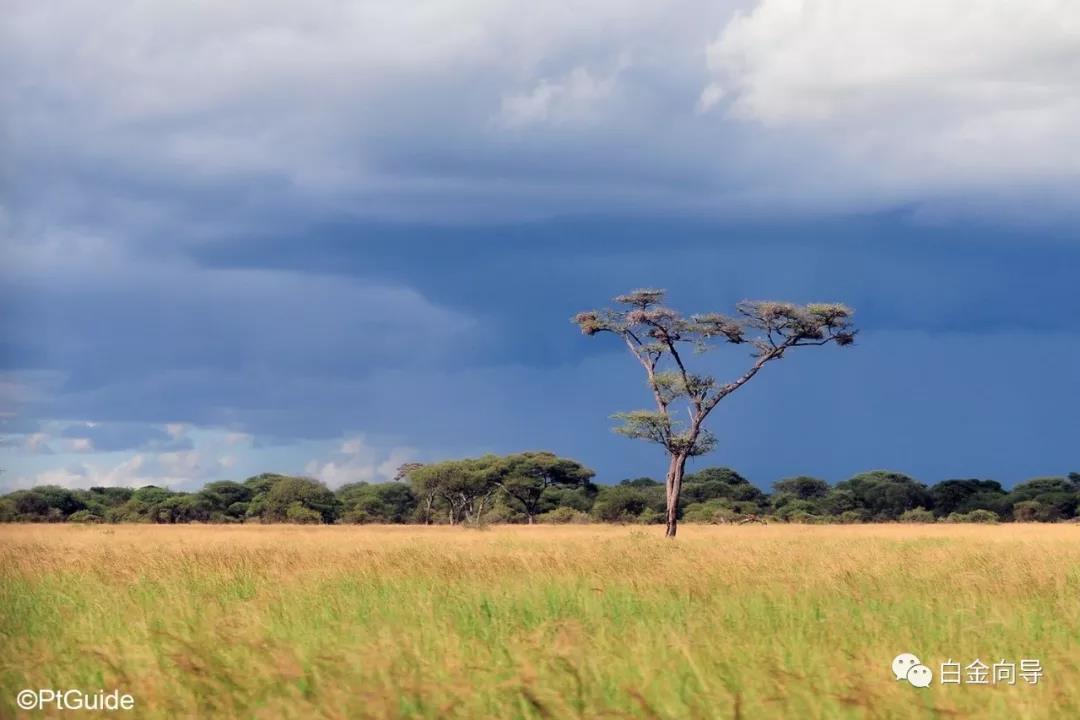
xmin=8 ymin=448 xmax=211 ymax=490
xmin=696 ymin=82 xmax=725 ymax=113
xmin=704 ymin=0 xmax=1080 ymax=201
xmin=16 ymin=454 xmax=148 ymax=489
xmin=157 ymin=449 xmax=202 ymax=478
xmin=24 ymin=433 xmax=51 ymax=453
xmin=166 ymin=423 xmax=187 ymax=439
xmin=306 ymin=434 xmax=416 ymax=488
xmin=68 ymin=437 xmax=94 ymax=453
xmin=499 ymin=59 xmax=627 ymax=127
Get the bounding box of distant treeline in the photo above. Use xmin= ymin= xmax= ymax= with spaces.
xmin=2 ymin=452 xmax=1078 ymax=525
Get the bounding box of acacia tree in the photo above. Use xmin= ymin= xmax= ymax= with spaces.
xmin=574 ymin=289 xmax=856 ymax=537
xmin=408 ymin=457 xmax=502 ymax=525
xmin=497 ymin=451 xmax=595 ymax=524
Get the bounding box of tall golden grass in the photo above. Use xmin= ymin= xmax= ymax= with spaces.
xmin=1 ymin=524 xmax=1078 ymax=718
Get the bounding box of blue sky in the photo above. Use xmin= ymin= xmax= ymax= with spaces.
xmin=2 ymin=1 xmax=1078 ymax=491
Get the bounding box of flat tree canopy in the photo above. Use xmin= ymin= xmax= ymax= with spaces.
xmin=574 ymin=288 xmax=857 ymax=537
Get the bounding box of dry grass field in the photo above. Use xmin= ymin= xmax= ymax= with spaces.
xmin=1 ymin=523 xmax=1078 ymax=719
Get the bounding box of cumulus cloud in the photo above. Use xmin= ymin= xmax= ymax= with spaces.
xmin=704 ymin=0 xmax=1080 ymax=206
xmin=304 ymin=435 xmax=416 ymax=488
xmin=12 ymin=452 xmax=203 ymax=490
xmin=499 ymin=59 xmax=627 ymax=127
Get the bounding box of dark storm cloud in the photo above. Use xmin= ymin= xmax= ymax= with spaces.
xmin=2 ymin=1 xmax=1078 ymax=489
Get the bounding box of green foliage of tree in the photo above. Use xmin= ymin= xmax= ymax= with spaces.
xmin=833 ymin=471 xmax=931 ymax=521
xmin=495 ymin=451 xmax=595 ymax=524
xmin=1004 ymin=477 xmax=1078 ymax=521
xmin=681 ymin=499 xmax=740 ymax=524
xmin=480 ymin=494 xmax=527 ymax=524
xmin=89 ymin=486 xmax=135 ymax=505
xmin=772 ymin=476 xmax=830 ymax=500
xmin=538 ymin=484 xmax=597 ymax=514
xmin=6 ymin=490 xmax=51 ymax=520
xmin=2 ymin=459 xmax=1077 ymax=525
xmin=200 ymin=481 xmax=252 ymax=512
xmin=619 ymin=477 xmax=662 ymax=487
xmin=407 ymin=457 xmax=502 ymax=525
xmin=155 ymin=494 xmax=216 ymax=523
xmin=1012 ymin=500 xmax=1055 ymax=523
xmin=286 ymin=502 xmax=323 ymax=524
xmin=132 ymin=486 xmax=173 ymax=505
xmin=928 ymin=479 xmax=1006 ymax=517
xmin=775 ymin=498 xmax=825 ymax=521
xmin=592 ymin=483 xmax=665 ymax=522
xmin=105 ymin=499 xmax=152 ymax=523
xmin=254 ymin=477 xmax=340 ymax=524
xmin=243 ymin=473 xmax=292 ymax=497
xmin=337 ymin=482 xmax=418 ymax=524
xmin=31 ymin=486 xmax=87 ymax=516
xmin=817 ymin=488 xmax=857 ymax=518
xmin=686 ymin=467 xmax=748 ymax=486
xmin=837 ymin=510 xmax=865 ymax=524
xmin=682 ymin=466 xmax=766 ymax=509
xmin=786 ymin=510 xmax=824 ymax=524
xmin=537 ymin=507 xmax=591 ymax=524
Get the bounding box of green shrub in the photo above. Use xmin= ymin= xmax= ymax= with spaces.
xmin=340 ymin=509 xmax=371 ymax=524
xmin=775 ymin=499 xmax=822 ymax=521
xmin=682 ymin=500 xmax=739 ymax=524
xmin=941 ymin=509 xmax=1000 ymax=524
xmin=537 ymin=507 xmax=591 ymax=524
xmin=837 ymin=510 xmax=866 ymax=524
xmin=899 ymin=507 xmax=935 ymax=523
xmin=67 ymin=510 xmax=103 ymax=523
xmin=965 ymin=509 xmax=1000 ymax=524
xmin=481 ymin=504 xmax=525 ymax=524
xmin=637 ymin=508 xmax=664 ymax=524
xmin=786 ymin=511 xmax=823 ymax=524
xmin=1012 ymin=500 xmax=1057 ymax=522
xmin=285 ymin=502 xmax=323 ymax=524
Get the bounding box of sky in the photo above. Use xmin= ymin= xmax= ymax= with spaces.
xmin=1 ymin=0 xmax=1078 ymax=492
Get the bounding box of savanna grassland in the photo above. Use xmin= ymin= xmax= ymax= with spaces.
xmin=1 ymin=524 xmax=1078 ymax=719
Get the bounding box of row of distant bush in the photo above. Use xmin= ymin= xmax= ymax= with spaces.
xmin=2 ymin=452 xmax=1078 ymax=525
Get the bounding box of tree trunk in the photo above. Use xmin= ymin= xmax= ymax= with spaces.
xmin=527 ymin=514 xmax=535 ymax=525
xmin=423 ymin=494 xmax=435 ymax=525
xmin=664 ymin=452 xmax=689 ymax=538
